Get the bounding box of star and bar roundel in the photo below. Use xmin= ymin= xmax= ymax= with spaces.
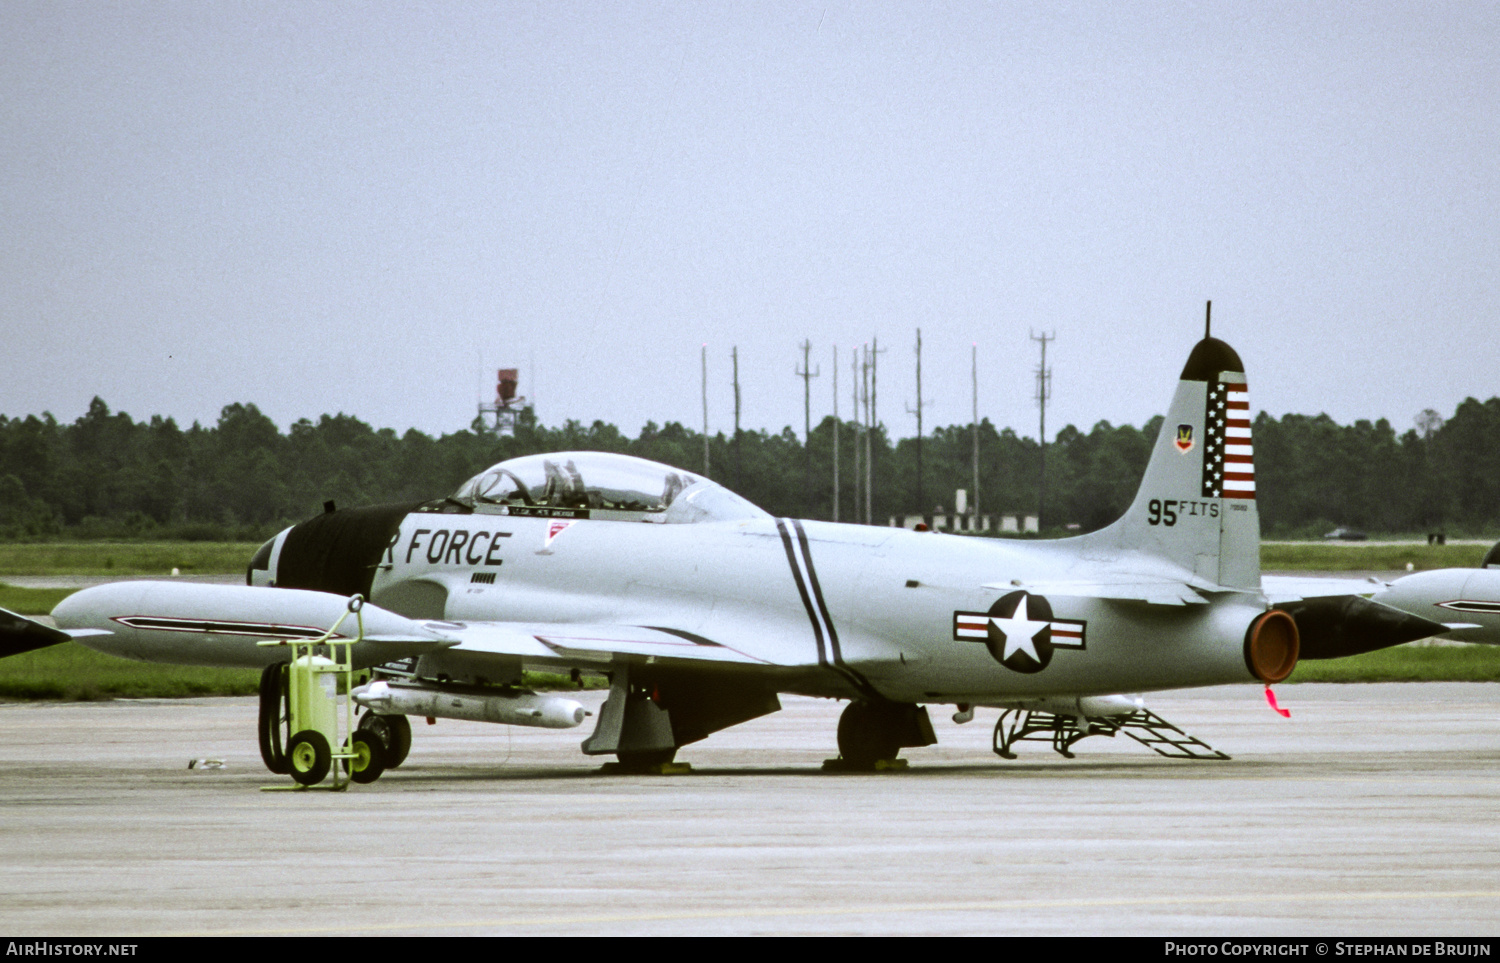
xmin=952 ymin=591 xmax=1086 ymax=674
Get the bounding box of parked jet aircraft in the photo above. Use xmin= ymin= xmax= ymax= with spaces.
xmin=3 ymin=335 xmax=1456 ymax=777
xmin=1263 ymin=543 xmax=1500 ymax=651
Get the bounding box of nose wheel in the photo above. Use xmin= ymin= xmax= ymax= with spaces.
xmin=356 ymin=709 xmax=412 ymax=769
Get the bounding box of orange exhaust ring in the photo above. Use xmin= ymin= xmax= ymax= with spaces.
xmin=1244 ymin=609 xmax=1299 ymax=683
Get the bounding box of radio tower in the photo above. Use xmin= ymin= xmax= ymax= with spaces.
xmin=477 ymin=368 xmax=532 ymax=436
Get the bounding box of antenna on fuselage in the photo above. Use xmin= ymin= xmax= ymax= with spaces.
xmin=1205 ymin=300 xmax=1212 ymax=339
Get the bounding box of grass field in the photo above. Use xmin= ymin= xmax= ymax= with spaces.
xmin=0 ymin=584 xmax=77 ymax=614
xmin=1290 ymin=644 xmax=1500 ymax=682
xmin=1260 ymin=541 xmax=1487 ymax=571
xmin=0 ymin=542 xmax=259 ymax=576
xmin=0 ymin=642 xmax=261 ymax=700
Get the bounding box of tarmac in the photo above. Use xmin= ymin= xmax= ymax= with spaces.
xmin=1 ymin=683 xmax=1498 ymax=936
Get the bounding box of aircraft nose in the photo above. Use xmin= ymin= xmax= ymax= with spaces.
xmin=246 ymin=531 xmax=285 ymax=587
xmin=271 ymin=502 xmax=421 ymax=597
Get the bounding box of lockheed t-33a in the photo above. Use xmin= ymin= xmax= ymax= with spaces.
xmin=5 ymin=335 xmax=1456 ymax=781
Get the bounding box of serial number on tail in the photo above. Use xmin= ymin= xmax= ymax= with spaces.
xmin=1147 ymin=498 xmax=1220 ymax=526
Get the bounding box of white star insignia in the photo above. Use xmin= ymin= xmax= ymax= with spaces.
xmin=990 ymin=596 xmax=1049 ymax=663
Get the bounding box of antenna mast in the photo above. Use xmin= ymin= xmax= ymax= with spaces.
xmin=701 ymin=344 xmax=710 ymax=476
xmin=1031 ymin=329 xmax=1054 ymax=529
xmin=732 ymin=346 xmax=742 ymax=493
xmin=832 ymin=345 xmax=839 ymax=523
xmin=905 ymin=328 xmax=932 ymax=514
xmin=851 ymin=348 xmax=863 ymax=524
xmin=867 ymin=337 xmax=886 ymax=525
xmin=796 ymin=340 xmax=821 ymax=517
xmin=972 ymin=342 xmax=980 ymax=523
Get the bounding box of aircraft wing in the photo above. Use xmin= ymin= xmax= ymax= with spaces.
xmin=1253 ymin=575 xmax=1456 ymax=658
xmin=437 ymin=621 xmax=777 ymax=668
xmin=46 ymin=581 xmax=794 ymax=674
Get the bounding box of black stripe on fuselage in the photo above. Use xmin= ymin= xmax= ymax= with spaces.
xmin=776 ymin=518 xmax=878 ymax=698
xmin=775 ymin=518 xmax=828 ymax=667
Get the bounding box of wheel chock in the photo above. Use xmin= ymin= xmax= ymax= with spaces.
xmin=821 ymin=757 xmax=909 ymax=772
xmin=598 ymin=760 xmax=693 ymax=775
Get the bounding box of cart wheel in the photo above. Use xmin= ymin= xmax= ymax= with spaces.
xmin=345 ymin=731 xmax=386 ymax=784
xmin=287 ymin=730 xmax=331 ymax=786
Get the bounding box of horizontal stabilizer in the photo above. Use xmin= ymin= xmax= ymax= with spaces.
xmin=986 ymin=578 xmax=1212 ymax=606
xmin=1261 ymin=575 xmax=1387 ymax=605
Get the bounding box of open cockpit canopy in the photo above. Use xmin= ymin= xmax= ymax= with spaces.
xmin=450 ymin=451 xmax=768 ymax=523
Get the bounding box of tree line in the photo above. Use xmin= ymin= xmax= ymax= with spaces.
xmin=0 ymin=395 xmax=1495 ymax=540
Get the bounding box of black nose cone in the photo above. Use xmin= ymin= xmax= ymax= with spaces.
xmin=275 ymin=502 xmax=421 ymax=597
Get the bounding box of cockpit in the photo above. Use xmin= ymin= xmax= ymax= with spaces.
xmin=447 ymin=451 xmax=769 ymax=524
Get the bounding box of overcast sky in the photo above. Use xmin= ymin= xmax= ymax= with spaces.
xmin=2 ymin=2 xmax=1496 ymax=446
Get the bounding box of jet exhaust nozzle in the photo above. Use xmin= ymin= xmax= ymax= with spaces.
xmin=353 ymin=680 xmax=589 ymax=729
xmin=1244 ymin=609 xmax=1299 ymax=683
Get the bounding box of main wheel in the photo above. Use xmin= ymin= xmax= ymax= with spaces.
xmin=837 ymin=701 xmax=901 ymax=768
xmin=287 ymin=730 xmax=332 ymax=786
xmin=257 ymin=663 xmax=290 ymax=774
xmin=344 ymin=731 xmax=386 ymax=784
xmin=357 ymin=710 xmax=412 ymax=769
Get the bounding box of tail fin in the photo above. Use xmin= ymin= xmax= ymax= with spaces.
xmin=1087 ymin=337 xmax=1260 ymax=591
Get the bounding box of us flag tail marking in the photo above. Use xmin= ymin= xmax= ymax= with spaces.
xmin=1202 ymin=377 xmax=1254 ymax=500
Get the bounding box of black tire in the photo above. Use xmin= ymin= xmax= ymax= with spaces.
xmin=257 ymin=664 xmax=290 ymax=774
xmin=287 ymin=730 xmax=331 ymax=786
xmin=837 ymin=701 xmax=901 ymax=768
xmin=344 ymin=731 xmax=386 ymax=784
xmin=357 ymin=711 xmax=412 ymax=769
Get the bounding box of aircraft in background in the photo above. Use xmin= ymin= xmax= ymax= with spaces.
xmin=1263 ymin=544 xmax=1500 ymax=653
xmin=5 ymin=335 xmax=1464 ymax=775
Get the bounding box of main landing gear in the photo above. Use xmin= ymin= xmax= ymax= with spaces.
xmin=828 ymin=700 xmax=937 ymax=771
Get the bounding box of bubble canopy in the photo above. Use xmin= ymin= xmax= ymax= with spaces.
xmin=450 ymin=451 xmax=769 ymax=523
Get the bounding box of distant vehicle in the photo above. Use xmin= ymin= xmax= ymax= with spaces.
xmin=1323 ymin=528 xmax=1368 ymax=541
